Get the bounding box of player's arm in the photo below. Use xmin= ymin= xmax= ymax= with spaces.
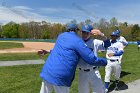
xmin=120 ymin=36 xmax=128 ymax=48
xmin=108 ymin=50 xmax=124 ymax=57
xmin=91 ymin=29 xmax=107 ymax=40
xmin=91 ymin=29 xmax=111 ymax=49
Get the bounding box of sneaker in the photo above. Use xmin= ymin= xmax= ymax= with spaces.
xmin=105 ymin=89 xmax=108 ymax=93
xmin=114 ymin=86 xmax=119 ymax=91
xmin=115 ymin=80 xmax=119 ymax=91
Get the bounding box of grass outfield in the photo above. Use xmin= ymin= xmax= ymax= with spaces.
xmin=0 ymin=53 xmax=40 ymax=61
xmin=0 ymin=42 xmax=24 ymax=49
xmin=0 ymin=45 xmax=140 ymax=93
xmin=0 ymin=53 xmax=48 ymax=61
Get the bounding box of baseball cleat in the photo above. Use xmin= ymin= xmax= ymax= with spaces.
xmin=105 ymin=88 xmax=108 ymax=93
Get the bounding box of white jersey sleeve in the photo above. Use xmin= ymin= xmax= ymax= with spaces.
xmin=117 ymin=36 xmax=128 ymax=47
xmin=93 ymin=39 xmax=105 ymax=56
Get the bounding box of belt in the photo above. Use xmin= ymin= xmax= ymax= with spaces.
xmin=109 ymin=59 xmax=119 ymax=62
xmin=79 ymin=67 xmax=97 ymax=72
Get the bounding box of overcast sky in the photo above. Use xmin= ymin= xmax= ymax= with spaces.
xmin=0 ymin=0 xmax=140 ymax=24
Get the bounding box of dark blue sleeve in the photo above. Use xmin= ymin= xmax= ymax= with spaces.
xmin=103 ymin=39 xmax=111 ymax=49
xmin=122 ymin=42 xmax=128 ymax=46
xmin=114 ymin=50 xmax=124 ymax=56
xmin=75 ymin=39 xmax=107 ymax=66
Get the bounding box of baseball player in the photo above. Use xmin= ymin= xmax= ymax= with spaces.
xmin=39 ymin=23 xmax=107 ymax=93
xmin=104 ymin=31 xmax=124 ymax=93
xmin=115 ymin=30 xmax=128 ymax=48
xmin=137 ymin=40 xmax=140 ymax=51
xmin=114 ymin=30 xmax=128 ymax=67
xmin=78 ymin=24 xmax=110 ymax=93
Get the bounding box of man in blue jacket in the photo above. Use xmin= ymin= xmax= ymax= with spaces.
xmin=39 ymin=23 xmax=107 ymax=93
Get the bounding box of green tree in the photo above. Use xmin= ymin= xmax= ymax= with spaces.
xmin=85 ymin=19 xmax=93 ymax=25
xmin=0 ymin=25 xmax=2 ymax=37
xmin=18 ymin=23 xmax=30 ymax=38
xmin=131 ymin=24 xmax=140 ymax=40
xmin=110 ymin=17 xmax=118 ymax=27
xmin=2 ymin=22 xmax=19 ymax=38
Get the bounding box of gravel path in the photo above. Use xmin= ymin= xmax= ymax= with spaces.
xmin=0 ymin=60 xmax=45 ymax=66
xmin=110 ymin=79 xmax=140 ymax=93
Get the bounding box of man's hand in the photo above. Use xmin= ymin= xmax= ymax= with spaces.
xmin=108 ymin=53 xmax=114 ymax=57
xmin=91 ymin=29 xmax=104 ymax=36
xmin=91 ymin=29 xmax=107 ymax=41
xmin=37 ymin=49 xmax=49 ymax=56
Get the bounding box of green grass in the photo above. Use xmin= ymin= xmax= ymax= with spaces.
xmin=118 ymin=44 xmax=140 ymax=83
xmin=0 ymin=42 xmax=24 ymax=49
xmin=0 ymin=53 xmax=49 ymax=61
xmin=0 ymin=45 xmax=140 ymax=93
xmin=0 ymin=64 xmax=43 ymax=93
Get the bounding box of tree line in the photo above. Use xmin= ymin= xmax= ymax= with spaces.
xmin=0 ymin=17 xmax=140 ymax=41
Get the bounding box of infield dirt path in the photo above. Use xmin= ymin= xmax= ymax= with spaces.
xmin=0 ymin=42 xmax=55 ymax=53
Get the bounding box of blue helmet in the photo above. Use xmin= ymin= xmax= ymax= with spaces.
xmin=114 ymin=30 xmax=121 ymax=35
xmin=110 ymin=31 xmax=118 ymax=36
xmin=82 ymin=24 xmax=93 ymax=33
xmin=66 ymin=23 xmax=79 ymax=30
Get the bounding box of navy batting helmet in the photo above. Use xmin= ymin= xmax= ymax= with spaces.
xmin=114 ymin=30 xmax=121 ymax=35
xmin=110 ymin=31 xmax=118 ymax=36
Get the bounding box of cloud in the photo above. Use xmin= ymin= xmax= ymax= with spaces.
xmin=0 ymin=2 xmax=140 ymax=25
xmin=13 ymin=6 xmax=33 ymax=10
xmin=39 ymin=6 xmax=99 ymax=22
xmin=0 ymin=5 xmax=86 ymax=24
xmin=0 ymin=5 xmax=50 ymax=24
xmin=0 ymin=6 xmax=28 ymax=23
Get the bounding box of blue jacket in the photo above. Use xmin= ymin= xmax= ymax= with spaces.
xmin=40 ymin=31 xmax=107 ymax=87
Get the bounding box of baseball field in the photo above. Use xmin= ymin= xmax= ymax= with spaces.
xmin=0 ymin=41 xmax=140 ymax=93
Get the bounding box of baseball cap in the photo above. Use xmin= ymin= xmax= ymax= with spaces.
xmin=66 ymin=23 xmax=79 ymax=30
xmin=81 ymin=24 xmax=93 ymax=33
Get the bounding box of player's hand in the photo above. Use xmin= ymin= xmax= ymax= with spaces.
xmin=91 ymin=29 xmax=104 ymax=36
xmin=108 ymin=53 xmax=114 ymax=57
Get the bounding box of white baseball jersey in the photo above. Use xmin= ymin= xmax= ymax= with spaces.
xmin=78 ymin=38 xmax=105 ymax=93
xmin=78 ymin=39 xmax=105 ymax=69
xmin=106 ymin=41 xmax=124 ymax=60
xmin=117 ymin=36 xmax=128 ymax=47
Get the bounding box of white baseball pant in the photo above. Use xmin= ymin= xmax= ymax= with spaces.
xmin=78 ymin=68 xmax=105 ymax=93
xmin=105 ymin=60 xmax=121 ymax=82
xmin=40 ymin=80 xmax=69 ymax=93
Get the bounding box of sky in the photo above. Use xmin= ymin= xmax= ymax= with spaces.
xmin=0 ymin=0 xmax=140 ymax=24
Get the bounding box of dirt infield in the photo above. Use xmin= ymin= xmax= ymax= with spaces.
xmin=0 ymin=42 xmax=55 ymax=53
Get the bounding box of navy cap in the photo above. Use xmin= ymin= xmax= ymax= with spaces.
xmin=66 ymin=23 xmax=79 ymax=30
xmin=115 ymin=30 xmax=121 ymax=35
xmin=110 ymin=31 xmax=118 ymax=36
xmin=82 ymin=24 xmax=93 ymax=33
